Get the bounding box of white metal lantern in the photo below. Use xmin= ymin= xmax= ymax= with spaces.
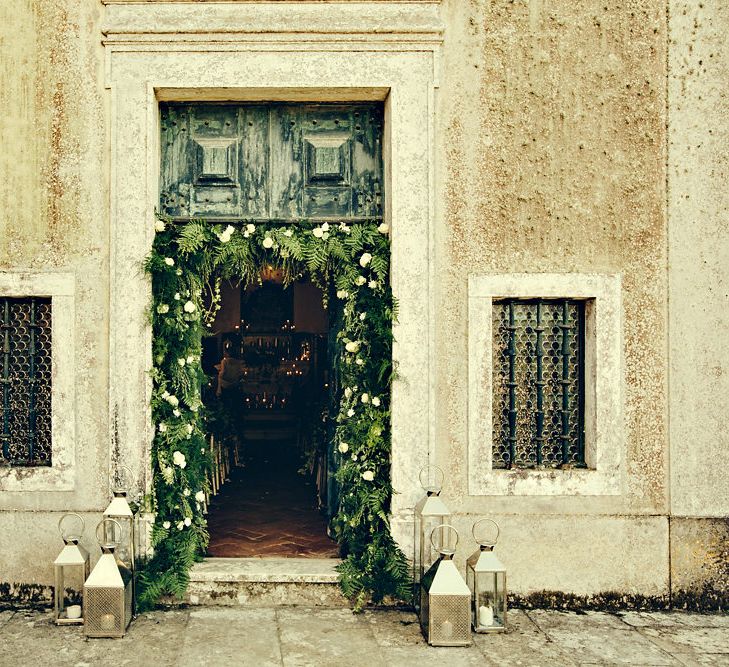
xmin=466 ymin=518 xmax=507 ymax=633
xmin=413 ymin=465 xmax=450 ymax=607
xmin=83 ymin=519 xmax=133 ymax=639
xmin=103 ymin=465 xmax=137 ymax=574
xmin=419 ymin=524 xmax=471 ymax=647
xmin=53 ymin=513 xmax=90 ymax=625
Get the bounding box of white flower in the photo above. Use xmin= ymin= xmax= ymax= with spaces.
xmin=162 ymin=390 xmax=170 ymax=399
xmin=321 ymin=222 xmax=330 ymax=232
xmin=246 ymin=223 xmax=256 ymax=234
xmin=312 ymin=227 xmax=324 ymax=238
xmin=344 ymin=387 xmax=352 ymax=399
xmin=368 ymin=280 xmax=378 ymax=289
xmin=336 ymin=290 xmax=349 ymax=300
xmin=174 ymin=292 xmax=181 ymax=300
xmin=176 ymin=268 xmax=183 ymax=276
xmin=172 ymin=450 xmax=187 ymax=468
xmin=158 ymin=423 xmax=167 ymax=433
xmin=186 ymin=355 xmax=195 ymax=364
xmin=184 ymin=517 xmax=192 ymax=527
xmin=345 ymin=341 xmax=360 ymax=353
xmin=362 ymin=470 xmax=375 ymax=482
xmin=177 ymin=521 xmax=184 ymax=530
xmin=347 ymin=408 xmax=355 ymax=417
xmin=262 ymin=236 xmax=274 ymax=249
xmin=284 ymin=229 xmax=293 ymax=237
xmin=184 ymin=301 xmax=196 ymax=313
xmin=191 ymin=404 xmax=199 ymax=413
xmin=359 ymin=312 xmax=367 ymax=321
xmin=195 ymin=490 xmax=205 ymax=502
xmin=173 ymin=408 xmax=181 ymax=417
xmin=178 ymin=358 xmax=186 ymax=367
xmin=351 ymin=454 xmax=358 ymax=461
xmin=186 ymin=424 xmax=194 ymax=435
xmin=372 ymin=397 xmax=381 ymax=407
xmin=183 ymin=488 xmax=191 ymax=497
xmin=359 ymin=253 xmax=373 ymax=268
xmin=338 ymin=442 xmax=349 ymax=454
xmin=164 ymin=257 xmax=175 ymax=266
xmin=162 ymin=521 xmax=171 ymax=529
xmin=355 ymin=358 xmax=364 ymax=366
xmin=155 ymin=220 xmax=166 ymax=232
xmin=167 ymin=395 xmax=179 ymax=407
xmin=200 ymin=447 xmax=205 ymax=454
xmin=218 ymin=224 xmax=235 ymax=242
xmin=339 ymin=223 xmax=350 ymax=233
xmin=361 ymin=393 xmax=370 ymax=404
xmin=355 ymin=276 xmax=366 ymax=286
xmin=321 ymin=231 xmax=330 ymax=240
xmin=378 ymin=222 xmax=390 ymax=235
xmin=157 ymin=304 xmax=170 ymax=314
xmin=243 ymin=231 xmax=250 ymax=238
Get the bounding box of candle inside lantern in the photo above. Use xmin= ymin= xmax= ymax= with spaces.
xmin=66 ymin=604 xmax=82 ymax=620
xmin=440 ymin=619 xmax=453 ymax=638
xmin=100 ymin=613 xmax=116 ymax=630
xmin=479 ymin=605 xmax=494 ymax=627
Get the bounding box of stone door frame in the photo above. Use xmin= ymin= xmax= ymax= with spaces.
xmin=103 ymin=1 xmax=443 ymax=550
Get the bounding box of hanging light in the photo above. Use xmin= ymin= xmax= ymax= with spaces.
xmin=413 ymin=465 xmax=450 ymax=609
xmin=53 ymin=513 xmax=90 ymax=625
xmin=466 ymin=519 xmax=507 ymax=633
xmin=83 ymin=519 xmax=133 ymax=638
xmin=419 ymin=524 xmax=471 ymax=647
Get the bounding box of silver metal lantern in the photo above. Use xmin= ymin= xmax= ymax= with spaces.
xmin=103 ymin=465 xmax=137 ymax=574
xmin=466 ymin=519 xmax=507 ymax=633
xmin=419 ymin=524 xmax=471 ymax=647
xmin=83 ymin=519 xmax=133 ymax=639
xmin=53 ymin=513 xmax=90 ymax=625
xmin=413 ymin=465 xmax=450 ymax=607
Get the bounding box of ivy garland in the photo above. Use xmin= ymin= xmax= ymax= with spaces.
xmin=138 ymin=216 xmax=411 ymax=610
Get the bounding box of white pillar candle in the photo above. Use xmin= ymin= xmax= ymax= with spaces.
xmin=440 ymin=619 xmax=453 ymax=638
xmin=66 ymin=605 xmax=82 ymax=620
xmin=479 ymin=605 xmax=494 ymax=627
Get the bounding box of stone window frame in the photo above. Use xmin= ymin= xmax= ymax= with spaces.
xmin=468 ymin=273 xmax=624 ymax=496
xmin=0 ymin=272 xmax=76 ymax=491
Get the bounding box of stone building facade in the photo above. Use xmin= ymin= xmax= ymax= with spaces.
xmin=0 ymin=0 xmax=726 ymax=606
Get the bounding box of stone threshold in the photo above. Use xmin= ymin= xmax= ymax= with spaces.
xmin=189 ymin=557 xmax=341 ymax=585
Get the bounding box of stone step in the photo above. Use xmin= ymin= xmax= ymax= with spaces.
xmin=186 ymin=557 xmax=348 ymax=607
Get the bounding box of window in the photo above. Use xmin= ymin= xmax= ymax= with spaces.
xmin=492 ymin=299 xmax=585 ymax=469
xmin=0 ymin=297 xmax=53 ymax=467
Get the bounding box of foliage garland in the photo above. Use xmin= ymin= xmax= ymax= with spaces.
xmin=138 ymin=216 xmax=411 ymax=610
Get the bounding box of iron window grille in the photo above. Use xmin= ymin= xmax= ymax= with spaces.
xmin=0 ymin=297 xmax=52 ymax=467
xmin=492 ymin=298 xmax=586 ymax=469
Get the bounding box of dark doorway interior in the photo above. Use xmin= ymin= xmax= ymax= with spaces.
xmin=201 ymin=271 xmax=338 ymax=558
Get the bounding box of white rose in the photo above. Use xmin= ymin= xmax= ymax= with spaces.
xmin=177 ymin=521 xmax=184 ymax=530
xmin=336 ymin=290 xmax=349 ymax=300
xmin=359 ymin=312 xmax=367 ymax=321
xmin=173 ymin=409 xmax=181 ymax=417
xmin=186 ymin=355 xmax=195 ymax=364
xmin=184 ymin=301 xmax=196 ymax=313
xmin=157 ymin=304 xmax=170 ymax=314
xmin=243 ymin=231 xmax=250 ymax=238
xmin=158 ymin=423 xmax=167 ymax=433
xmin=359 ymin=253 xmax=372 ymax=267
xmin=184 ymin=517 xmax=192 ymax=527
xmin=262 ymin=236 xmax=274 ymax=249
xmin=345 ymin=341 xmax=360 ymax=353
xmin=219 ymin=230 xmax=232 ymax=243
xmin=224 ymin=224 xmax=235 ymax=237
xmin=178 ymin=358 xmax=186 ymax=367
xmin=195 ymin=490 xmax=205 ymax=502
xmin=355 ymin=276 xmax=366 ymax=286
xmin=351 ymin=454 xmax=358 ymax=461
xmin=162 ymin=390 xmax=170 ymax=399
xmin=164 ymin=257 xmax=175 ymax=266
xmin=284 ymin=229 xmax=293 ymax=237
xmin=191 ymin=404 xmax=199 ymax=412
xmin=372 ymin=397 xmax=381 ymax=407
xmin=176 ymin=269 xmax=183 ymax=276
xmin=321 ymin=222 xmax=330 ymax=231
xmin=246 ymin=223 xmax=256 ymax=234
xmin=167 ymin=395 xmax=179 ymax=407
xmin=355 ymin=358 xmax=364 ymax=366
xmin=162 ymin=521 xmax=171 ymax=529
xmin=155 ymin=220 xmax=166 ymax=232
xmin=183 ymin=488 xmax=191 ymax=497
xmin=344 ymin=387 xmax=352 ymax=398
xmin=313 ymin=227 xmax=324 ymax=238
xmin=322 ymin=231 xmax=330 ymax=240
xmin=172 ymin=450 xmax=186 ymax=468
xmin=347 ymin=408 xmax=355 ymax=417
xmin=174 ymin=292 xmax=181 ymax=300
xmin=368 ymin=280 xmax=378 ymax=289
xmin=362 ymin=470 xmax=375 ymax=482
xmin=186 ymin=424 xmax=194 ymax=434
xmin=378 ymin=222 xmax=390 ymax=234
xmin=361 ymin=393 xmax=370 ymax=404
xmin=338 ymin=442 xmax=349 ymax=454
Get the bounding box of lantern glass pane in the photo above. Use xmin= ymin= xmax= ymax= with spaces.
xmin=475 ymin=571 xmax=506 ymax=630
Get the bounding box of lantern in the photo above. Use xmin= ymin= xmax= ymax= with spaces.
xmin=466 ymin=519 xmax=507 ymax=633
xmin=413 ymin=465 xmax=450 ymax=608
xmin=53 ymin=513 xmax=90 ymax=625
xmin=103 ymin=465 xmax=137 ymax=574
xmin=419 ymin=524 xmax=471 ymax=647
xmin=83 ymin=519 xmax=133 ymax=638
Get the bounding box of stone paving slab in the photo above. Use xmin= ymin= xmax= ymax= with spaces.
xmin=0 ymin=607 xmax=727 ymax=667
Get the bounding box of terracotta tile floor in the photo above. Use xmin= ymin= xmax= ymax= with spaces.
xmin=206 ymin=438 xmax=339 ymax=558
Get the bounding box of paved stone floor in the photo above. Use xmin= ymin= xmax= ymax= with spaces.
xmin=0 ymin=607 xmax=727 ymax=666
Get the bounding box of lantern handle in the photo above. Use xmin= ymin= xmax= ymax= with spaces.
xmin=429 ymin=523 xmax=459 ymax=556
xmin=58 ymin=512 xmax=85 ymax=542
xmin=95 ymin=518 xmax=122 ymax=548
xmin=418 ymin=465 xmax=445 ymax=495
xmin=472 ymin=518 xmax=500 ymax=548
xmin=110 ymin=464 xmax=135 ymax=497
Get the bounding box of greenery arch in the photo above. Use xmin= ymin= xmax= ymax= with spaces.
xmin=138 ymin=216 xmax=410 ymax=610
